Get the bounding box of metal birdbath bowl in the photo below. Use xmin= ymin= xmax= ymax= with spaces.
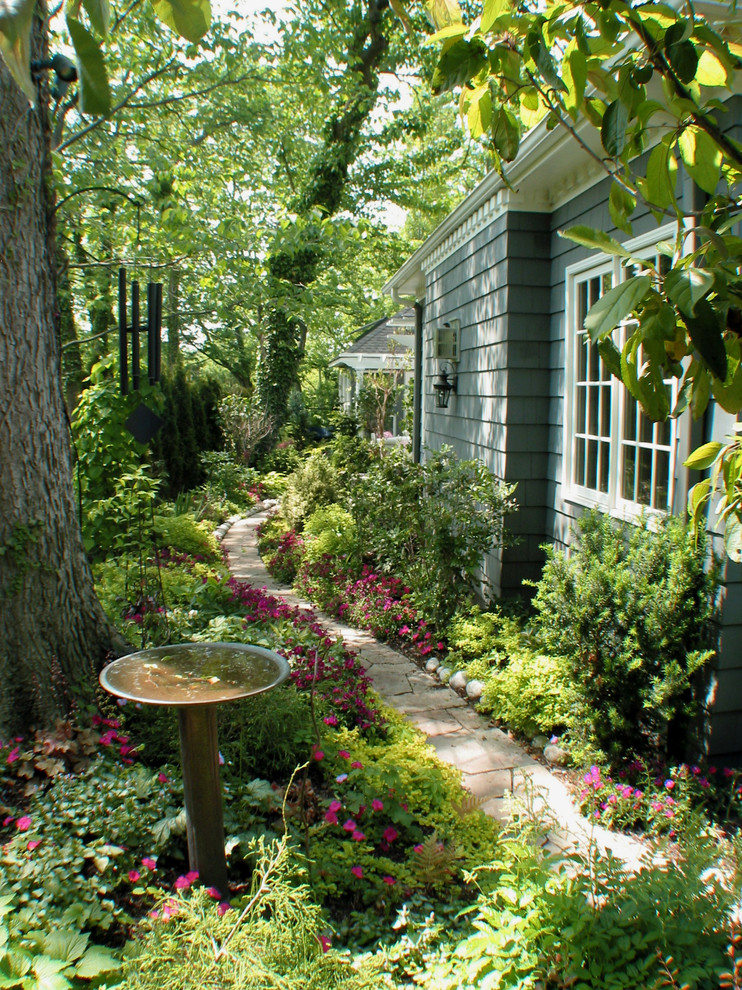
xmin=99 ymin=642 xmax=290 ymax=895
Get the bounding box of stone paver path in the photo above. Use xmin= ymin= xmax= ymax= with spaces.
xmin=220 ymin=510 xmax=646 ymax=867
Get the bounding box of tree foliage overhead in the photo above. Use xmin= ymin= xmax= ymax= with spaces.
xmin=417 ymin=0 xmax=742 ymax=557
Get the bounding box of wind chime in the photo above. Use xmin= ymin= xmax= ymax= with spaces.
xmin=118 ymin=266 xmax=164 ymax=444
xmin=116 ymin=266 xmax=169 ymax=646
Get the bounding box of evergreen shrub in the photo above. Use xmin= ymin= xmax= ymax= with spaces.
xmin=531 ymin=511 xmax=719 ymax=762
xmin=282 ymin=453 xmax=339 ymax=530
xmin=153 ymin=513 xmax=220 ymax=559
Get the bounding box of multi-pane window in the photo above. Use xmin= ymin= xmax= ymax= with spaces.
xmin=566 ymin=229 xmax=680 ymax=515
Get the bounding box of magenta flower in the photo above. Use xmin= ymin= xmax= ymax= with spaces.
xmin=185 ymin=871 xmax=199 ymax=884
xmin=142 ymin=857 xmax=157 ymax=870
xmin=319 ymin=935 xmax=331 ymax=953
xmin=342 ymin=819 xmax=357 ymax=832
xmin=174 ymin=875 xmax=192 ymax=890
xmin=27 ymin=840 xmax=41 ymax=852
xmin=382 ymin=876 xmax=396 ymax=885
xmin=372 ymin=799 xmax=384 ymax=811
xmin=206 ymin=887 xmax=221 ymax=899
xmin=352 ymin=830 xmax=365 ymax=842
xmin=328 ymin=800 xmax=342 ymax=813
xmin=312 ymin=748 xmax=325 ymax=761
xmin=217 ymin=902 xmax=230 ymax=916
xmin=6 ymin=747 xmax=19 ymax=764
xmin=664 ymin=779 xmax=675 ymax=790
xmin=383 ymin=826 xmax=398 ymax=843
xmin=323 ymin=715 xmax=338 ymax=726
xmin=158 ymin=772 xmax=169 ymax=783
xmin=324 ymin=811 xmax=338 ymax=825
xmin=338 ymin=750 xmax=350 ymax=759
xmin=16 ymin=816 xmax=31 ymax=831
xmin=351 ymin=865 xmax=363 ymax=879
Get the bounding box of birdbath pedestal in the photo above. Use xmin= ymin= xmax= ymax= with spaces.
xmin=99 ymin=642 xmax=290 ymax=896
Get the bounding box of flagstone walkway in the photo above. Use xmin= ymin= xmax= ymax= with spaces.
xmin=220 ymin=509 xmax=646 ymax=867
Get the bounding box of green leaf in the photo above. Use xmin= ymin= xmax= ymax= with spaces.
xmin=0 ymin=0 xmax=36 ymax=103
xmin=67 ymin=18 xmax=111 ymax=115
xmin=687 ymin=477 xmax=712 ymax=531
xmin=151 ymin=0 xmax=211 ymax=43
xmin=664 ymin=267 xmax=714 ymax=314
xmin=559 ymin=225 xmax=631 ymax=258
xmin=432 ymin=38 xmax=488 ymax=93
xmin=684 ymin=441 xmax=723 ymax=470
xmin=584 ymin=276 xmax=652 ymax=341
xmin=491 ymin=106 xmax=519 ymax=161
xmin=682 ymin=297 xmax=727 ymax=381
xmin=81 ymin=0 xmax=110 ymax=36
xmin=562 ymin=46 xmax=587 ymax=120
xmin=601 ymin=100 xmax=628 ymax=158
xmin=609 ymin=182 xmax=636 ymax=235
xmin=666 ymin=38 xmax=699 ymax=85
xmin=425 ymin=23 xmax=467 ymax=45
xmin=696 ymin=48 xmax=729 ymax=87
xmin=597 ymin=336 xmax=622 ymax=378
xmin=677 ymin=126 xmax=722 ymax=194
xmin=480 ymin=0 xmax=508 ymax=34
xmin=527 ymin=28 xmax=566 ymax=93
xmin=74 ymin=947 xmax=122 ymax=979
xmin=644 ymin=141 xmax=678 ymax=210
xmin=466 ymin=85 xmax=491 ymax=138
xmin=39 ymin=931 xmax=88 ymax=964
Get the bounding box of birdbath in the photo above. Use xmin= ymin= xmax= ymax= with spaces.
xmin=99 ymin=642 xmax=290 ymax=895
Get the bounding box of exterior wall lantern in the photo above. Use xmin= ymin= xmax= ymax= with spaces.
xmin=433 ymin=367 xmax=457 ymax=408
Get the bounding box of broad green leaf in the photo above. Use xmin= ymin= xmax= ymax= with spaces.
xmin=425 ymin=23 xmax=467 ymax=45
xmin=712 ymin=338 xmax=742 ymax=413
xmin=527 ymin=28 xmax=566 ymax=93
xmin=609 ymin=181 xmax=636 ymax=234
xmin=696 ymin=48 xmax=729 ymax=87
xmin=0 ymin=0 xmax=36 ymax=103
xmin=152 ymin=0 xmax=211 ymax=43
xmin=682 ymin=297 xmax=727 ymax=381
xmin=691 ymin=364 xmax=711 ymax=419
xmin=40 ymin=931 xmax=88 ymax=964
xmin=584 ymin=275 xmax=652 ymax=341
xmin=664 ymin=267 xmax=714 ymax=314
xmin=425 ymin=0 xmax=461 ymax=30
xmin=432 ymin=38 xmax=488 ymax=94
xmin=67 ymin=17 xmax=110 ymax=115
xmin=562 ymin=46 xmax=587 ymax=120
xmin=684 ymin=441 xmax=723 ymax=470
xmin=466 ymin=84 xmax=491 ymax=138
xmin=597 ymin=336 xmax=622 ymax=378
xmin=74 ymin=947 xmax=122 ymax=979
xmin=601 ymin=100 xmax=628 ymax=157
xmin=687 ymin=478 xmax=712 ymax=531
xmin=519 ymin=87 xmax=547 ymax=128
xmin=480 ymin=0 xmax=508 ymax=34
xmin=677 ymin=126 xmax=722 ymax=194
xmin=491 ymin=106 xmax=519 ymax=161
xmin=81 ymin=0 xmax=110 ymax=35
xmin=560 ymin=225 xmax=632 ymax=258
xmin=644 ymin=140 xmax=678 ymax=210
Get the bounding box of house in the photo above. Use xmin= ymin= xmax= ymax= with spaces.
xmin=329 ymin=307 xmax=415 ymax=438
xmin=384 ymin=99 xmax=742 ymax=759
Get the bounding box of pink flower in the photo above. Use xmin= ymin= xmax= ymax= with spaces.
xmin=128 ymin=870 xmax=141 ymax=883
xmin=185 ymin=871 xmax=199 ymax=884
xmin=338 ymin=750 xmax=351 ymax=760
xmin=319 ymin=935 xmax=331 ymax=953
xmin=382 ymin=876 xmax=396 ymax=885
xmin=16 ymin=816 xmax=31 ymax=831
xmin=372 ymin=799 xmax=384 ymax=811
xmin=324 ymin=811 xmax=338 ymax=825
xmin=342 ymin=819 xmax=357 ymax=832
xmin=6 ymin=747 xmax=19 ymax=764
xmin=323 ymin=715 xmax=338 ymax=726
xmin=158 ymin=773 xmax=169 ymax=783
xmin=217 ymin=902 xmax=230 ymax=916
xmin=27 ymin=840 xmax=41 ymax=851
xmin=206 ymin=887 xmax=221 ymax=899
xmin=351 ymin=761 xmax=363 ymax=769
xmin=2 ymin=817 xmax=13 ymax=827
xmin=383 ymin=827 xmax=398 ymax=843
xmin=328 ymin=800 xmax=342 ymax=813
xmin=351 ymin=866 xmax=363 ymax=879
xmin=174 ymin=874 xmax=192 ymax=890
xmin=312 ymin=747 xmax=325 ymax=761
xmin=352 ymin=830 xmax=365 ymax=842
xmin=142 ymin=857 xmax=157 ymax=870
xmin=664 ymin=779 xmax=675 ymax=790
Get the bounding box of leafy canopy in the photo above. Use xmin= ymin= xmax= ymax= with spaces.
xmin=411 ymin=0 xmax=742 ymax=557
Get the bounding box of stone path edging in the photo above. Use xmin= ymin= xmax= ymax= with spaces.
xmin=220 ymin=512 xmax=647 ymax=867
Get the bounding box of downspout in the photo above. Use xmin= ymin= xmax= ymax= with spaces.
xmin=413 ymin=301 xmax=423 ymax=463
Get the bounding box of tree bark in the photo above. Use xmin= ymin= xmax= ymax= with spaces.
xmin=0 ymin=14 xmax=126 ymax=735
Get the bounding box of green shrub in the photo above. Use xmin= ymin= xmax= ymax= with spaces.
xmin=429 ymin=820 xmax=739 ymax=990
xmin=123 ymin=841 xmax=384 ymax=989
xmin=153 ymin=513 xmax=221 ymax=559
xmin=479 ymin=649 xmax=576 ymax=739
xmin=303 ymin=505 xmax=358 ymax=565
xmin=199 ymin=449 xmax=260 ymax=509
xmin=282 ymin=453 xmax=339 ymax=531
xmin=445 ymin=606 xmax=510 ymax=671
xmin=531 ymin=511 xmax=719 ymax=763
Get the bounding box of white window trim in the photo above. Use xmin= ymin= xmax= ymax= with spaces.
xmin=563 ymin=222 xmax=689 ymax=521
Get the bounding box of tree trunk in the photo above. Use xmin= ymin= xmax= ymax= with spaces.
xmin=0 ymin=18 xmax=126 ymax=735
